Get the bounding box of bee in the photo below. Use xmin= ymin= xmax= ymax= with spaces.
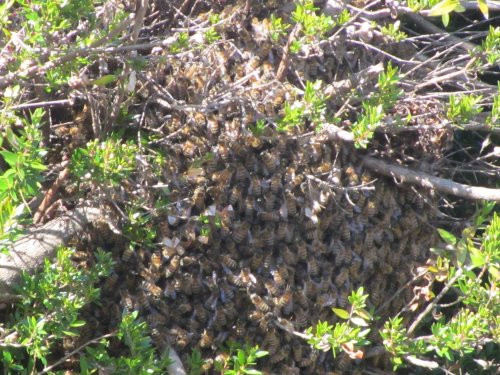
xmin=261 ymin=151 xmax=278 ymax=173
xmin=232 ymin=221 xmax=249 ymax=243
xmin=305 ymin=229 xmax=316 ymax=241
xmin=276 ymin=222 xmax=287 ymax=241
xmin=264 ymin=191 xmax=276 ymax=211
xmin=247 ymin=56 xmax=261 ymax=72
xmin=150 ymin=251 xmax=163 ymax=270
xmin=286 ymin=172 xmax=304 ymax=191
xmin=271 ymin=268 xmax=286 ymax=288
xmin=285 ymin=191 xmax=297 ymax=216
xmin=349 ymin=255 xmax=362 ymax=276
xmin=263 ymin=252 xmax=274 ymax=269
xmin=263 ymin=229 xmax=275 ymax=247
xmin=180 ymin=255 xmax=197 ymax=268
xmin=192 ymin=187 xmax=206 ymax=210
xmin=364 ymin=229 xmax=375 ymax=249
xmin=340 ymin=221 xmax=351 ymax=242
xmin=138 ymin=292 xmax=150 ymax=310
xmin=258 ymin=211 xmax=280 ymax=222
xmin=363 ymin=253 xmax=375 ymax=270
xmin=280 ymin=245 xmax=296 ymax=267
xmin=217 ymin=142 xmax=230 ymax=162
xmin=345 ymin=165 xmax=359 ymax=186
xmin=220 ymin=254 xmax=238 ymax=270
xmin=191 ymin=276 xmax=203 ymax=295
xmin=103 ymin=272 xmax=119 ymax=293
xmin=270 ymin=173 xmax=282 ymax=194
xmin=165 ymin=255 xmax=180 ymax=278
xmin=142 ymin=281 xmax=162 ymax=297
xmin=229 ymin=185 xmax=243 ymax=206
xmin=244 ymin=196 xmax=255 ymax=218
xmin=147 ymin=312 xmax=167 ymax=326
xmin=220 ymin=282 xmax=235 ymax=302
xmin=334 ymin=268 xmax=349 ymax=287
xmin=199 ymin=329 xmax=214 ymax=348
xmin=265 ymin=330 xmax=281 ymax=355
xmin=292 ymin=340 xmax=303 ymax=363
xmin=251 ymin=293 xmax=272 ymax=312
xmin=293 ymin=308 xmax=308 ymax=329
xmin=207 ymin=116 xmax=219 ymax=136
xmin=296 ymin=241 xmax=308 ymax=262
xmin=250 ymin=175 xmax=262 ymax=196
xmin=194 ymin=303 xmax=207 ymax=323
xmin=122 ymin=246 xmax=135 ymax=262
xmin=181 ymin=140 xmax=196 ymax=158
xmin=163 ymin=282 xmax=176 ymax=299
xmin=250 ymin=250 xmax=264 ymax=271
xmin=214 ymin=307 xmax=227 ymax=328
xmin=235 ymin=319 xmax=246 ymax=337
xmin=307 ymin=257 xmax=319 ymax=278
xmin=236 ymin=164 xmax=248 ymax=183
xmin=120 ymin=288 xmax=136 ymax=311
xmin=266 ymin=280 xmax=281 ymax=296
xmin=337 ymin=290 xmax=349 ymax=308
xmin=239 ymin=267 xmax=257 ymax=286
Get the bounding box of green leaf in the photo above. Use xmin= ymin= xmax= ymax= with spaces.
xmin=332 ymin=308 xmax=350 ymax=320
xmin=350 ymin=316 xmax=369 ymax=327
xmin=0 ymin=150 xmax=19 ymax=167
xmin=469 ymin=247 xmax=486 ymax=268
xmin=438 ymin=229 xmax=457 ymax=245
xmin=254 ymin=350 xmax=268 ymax=358
xmin=244 ymin=370 xmax=262 ymax=375
xmin=442 ymin=13 xmax=450 ymax=27
xmin=477 ymin=0 xmax=489 ymax=19
xmin=428 ymin=0 xmax=460 ymax=16
xmin=90 ymin=75 xmax=117 ymax=87
xmin=456 ymin=241 xmax=468 ymax=266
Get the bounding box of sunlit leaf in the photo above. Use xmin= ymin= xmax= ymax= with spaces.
xmin=429 ymin=0 xmax=460 ymax=16
xmin=90 ymin=74 xmax=117 ymax=87
xmin=469 ymin=247 xmax=486 ymax=268
xmin=332 ymin=308 xmax=350 ymax=319
xmin=350 ymin=316 xmax=369 ymax=326
xmin=442 ymin=13 xmax=450 ymax=27
xmin=438 ymin=229 xmax=457 ymax=245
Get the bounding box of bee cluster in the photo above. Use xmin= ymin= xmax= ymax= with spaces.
xmin=88 ymin=125 xmax=437 ymax=372
xmin=74 ymin=3 xmax=441 ymax=372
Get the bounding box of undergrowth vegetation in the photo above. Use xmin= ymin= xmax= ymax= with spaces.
xmin=0 ymin=0 xmax=498 ymax=374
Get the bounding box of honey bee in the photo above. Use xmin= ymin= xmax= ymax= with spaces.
xmin=229 ymin=185 xmax=243 ymax=206
xmin=165 ymin=255 xmax=180 ymax=278
xmin=270 ymin=174 xmax=282 ymax=194
xmin=250 ymin=250 xmax=264 ymax=271
xmin=261 ymin=151 xmax=278 ymax=173
xmin=349 ymin=255 xmax=362 ymax=276
xmin=217 ymin=142 xmax=230 ymax=162
xmin=236 ymin=164 xmax=248 ymax=183
xmin=142 ymin=281 xmax=162 ymax=297
xmin=150 ymin=251 xmax=163 ymax=271
xmin=122 ymin=246 xmax=135 ymax=262
xmin=263 ymin=252 xmax=274 ymax=269
xmin=340 ymin=221 xmax=351 ymax=242
xmin=286 ymin=172 xmax=304 ymax=191
xmin=232 ymin=221 xmax=249 ymax=243
xmin=207 ymin=116 xmax=219 ymax=136
xmin=264 ymin=191 xmax=276 ymax=211
xmin=138 ymin=291 xmax=150 ymax=310
xmin=103 ymin=272 xmax=119 ymax=293
xmin=265 ymin=330 xmax=281 ymax=355
xmin=307 ymin=257 xmax=320 ymax=277
xmin=251 ymin=293 xmax=272 ymax=312
xmin=266 ymin=280 xmax=281 ymax=296
xmin=199 ymin=329 xmax=214 ymax=348
xmin=147 ymin=312 xmax=167 ymax=326
xmin=296 ymin=241 xmax=308 ymax=262
xmin=282 ymin=245 xmax=297 ymax=266
xmin=239 ymin=267 xmax=257 ymax=286
xmin=258 ymin=211 xmax=280 ymax=222
xmin=293 ymin=308 xmax=308 ymax=329
xmin=119 ymin=288 xmax=136 ymax=311
xmin=180 ymin=255 xmax=197 ymax=268
xmin=250 ymin=175 xmax=263 ymax=196
xmin=263 ymin=229 xmax=275 ymax=247
xmin=364 ymin=229 xmax=375 ymax=249
xmin=220 ymin=254 xmax=238 ymax=270
xmin=276 ymin=222 xmax=287 ymax=241
xmin=192 ymin=187 xmax=206 ymax=210
xmin=220 ymin=282 xmax=235 ymax=302
xmin=194 ymin=303 xmax=207 ymax=323
xmin=271 ymin=268 xmax=286 ymax=288
xmin=214 ymin=307 xmax=227 ymax=328
xmin=292 ymin=340 xmax=303 ymax=363
xmin=334 ymin=268 xmax=349 ymax=287
xmin=285 ymin=191 xmax=297 ymax=216
xmin=163 ymin=282 xmax=176 ymax=299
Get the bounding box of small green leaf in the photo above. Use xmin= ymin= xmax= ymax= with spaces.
xmin=254 ymin=350 xmax=268 ymax=358
xmin=438 ymin=229 xmax=457 ymax=245
xmin=244 ymin=370 xmax=262 ymax=375
xmin=332 ymin=308 xmax=350 ymax=320
xmin=429 ymin=0 xmax=460 ymax=16
xmin=456 ymin=241 xmax=468 ymax=266
xmin=91 ymin=74 xmax=117 ymax=87
xmin=469 ymin=247 xmax=486 ymax=268
xmin=477 ymin=0 xmax=489 ymax=18
xmin=427 ymin=266 xmax=439 ymax=273
xmin=350 ymin=316 xmax=369 ymax=327
xmin=0 ymin=150 xmax=19 ymax=167
xmin=442 ymin=13 xmax=450 ymax=27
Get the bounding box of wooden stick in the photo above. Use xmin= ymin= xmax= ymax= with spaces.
xmin=363 ymin=157 xmax=500 ymax=201
xmin=0 ymin=205 xmax=112 ymax=300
